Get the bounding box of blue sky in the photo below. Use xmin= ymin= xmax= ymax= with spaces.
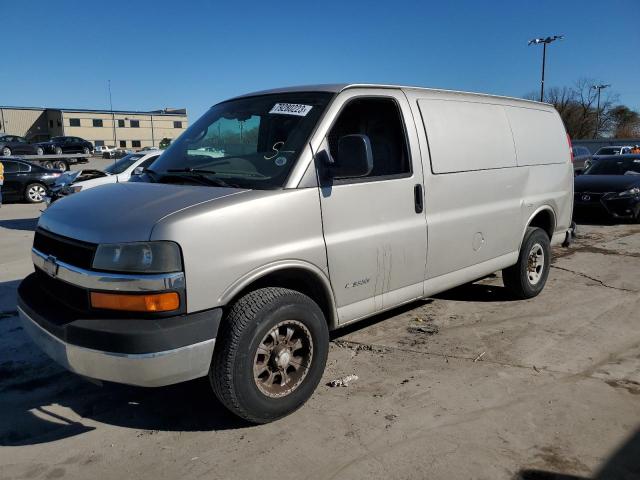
xmin=3 ymin=0 xmax=639 ymax=120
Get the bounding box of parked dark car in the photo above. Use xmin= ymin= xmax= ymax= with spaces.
xmin=36 ymin=136 xmax=93 ymax=155
xmin=574 ymin=155 xmax=640 ymax=221
xmin=572 ymin=145 xmax=592 ymax=171
xmin=0 ymin=159 xmax=62 ymax=203
xmin=0 ymin=134 xmax=44 ymax=157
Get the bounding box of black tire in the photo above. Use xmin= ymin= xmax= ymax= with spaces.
xmin=83 ymin=147 xmax=90 ymax=155
xmin=54 ymin=146 xmax=62 ymax=155
xmin=2 ymin=147 xmax=11 ymax=157
xmin=210 ymin=287 xmax=329 ymax=424
xmin=24 ymin=183 xmax=47 ymax=203
xmin=53 ymin=160 xmax=68 ymax=171
xmin=42 ymin=160 xmax=54 ymax=169
xmin=502 ymin=227 xmax=551 ymax=299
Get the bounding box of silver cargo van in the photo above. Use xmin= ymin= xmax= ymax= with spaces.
xmin=18 ymin=84 xmax=574 ymax=423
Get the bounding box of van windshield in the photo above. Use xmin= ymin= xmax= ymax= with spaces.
xmin=150 ymin=92 xmax=333 ymax=189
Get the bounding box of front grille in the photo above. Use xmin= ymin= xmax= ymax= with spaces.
xmin=33 ymin=228 xmax=96 ymax=269
xmin=35 ymin=268 xmax=90 ymax=312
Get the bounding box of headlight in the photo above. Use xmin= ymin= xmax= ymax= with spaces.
xmin=618 ymin=187 xmax=640 ymax=198
xmin=92 ymin=241 xmax=182 ymax=273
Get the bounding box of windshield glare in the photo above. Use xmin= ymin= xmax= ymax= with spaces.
xmin=585 ymin=157 xmax=640 ymax=175
xmin=150 ymin=92 xmax=333 ymax=189
xmin=104 ymin=154 xmax=144 ymax=174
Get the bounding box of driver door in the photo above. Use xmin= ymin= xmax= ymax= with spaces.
xmin=314 ymin=89 xmax=427 ymax=324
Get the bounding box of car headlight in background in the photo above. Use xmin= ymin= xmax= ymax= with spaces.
xmin=92 ymin=241 xmax=183 ymax=273
xmin=617 ymin=187 xmax=640 ymax=198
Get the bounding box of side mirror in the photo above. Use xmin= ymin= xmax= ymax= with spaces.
xmin=133 ymin=166 xmax=145 ymax=176
xmin=329 ymin=134 xmax=373 ymax=178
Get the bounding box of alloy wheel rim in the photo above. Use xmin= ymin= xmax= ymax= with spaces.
xmin=253 ymin=320 xmax=313 ymax=398
xmin=28 ymin=185 xmax=46 ymax=202
xmin=2 ymin=148 xmax=10 ymax=156
xmin=527 ymin=243 xmax=545 ymax=285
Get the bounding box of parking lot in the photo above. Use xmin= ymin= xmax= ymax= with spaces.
xmin=0 ymin=173 xmax=639 ymax=479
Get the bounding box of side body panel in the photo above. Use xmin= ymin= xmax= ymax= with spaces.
xmin=410 ymin=91 xmax=524 ymax=279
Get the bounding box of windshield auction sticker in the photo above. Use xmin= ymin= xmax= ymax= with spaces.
xmin=269 ymin=103 xmax=313 ymax=116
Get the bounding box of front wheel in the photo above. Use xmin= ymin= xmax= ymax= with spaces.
xmin=83 ymin=147 xmax=90 ymax=155
xmin=42 ymin=160 xmax=54 ymax=169
xmin=2 ymin=147 xmax=11 ymax=156
xmin=210 ymin=287 xmax=329 ymax=424
xmin=24 ymin=183 xmax=47 ymax=203
xmin=54 ymin=146 xmax=62 ymax=155
xmin=502 ymin=227 xmax=551 ymax=299
xmin=36 ymin=147 xmax=44 ymax=155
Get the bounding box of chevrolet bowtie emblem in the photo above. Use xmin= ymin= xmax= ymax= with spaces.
xmin=43 ymin=255 xmax=59 ymax=278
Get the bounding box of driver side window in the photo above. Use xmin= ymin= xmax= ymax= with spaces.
xmin=327 ymin=97 xmax=411 ymax=182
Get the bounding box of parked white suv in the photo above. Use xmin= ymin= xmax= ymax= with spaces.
xmin=94 ymin=145 xmax=116 ymax=155
xmin=18 ymin=84 xmax=574 ymax=423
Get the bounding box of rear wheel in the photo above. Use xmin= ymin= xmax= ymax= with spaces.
xmin=83 ymin=146 xmax=90 ymax=155
xmin=24 ymin=183 xmax=47 ymax=203
xmin=210 ymin=287 xmax=329 ymax=424
xmin=42 ymin=160 xmax=54 ymax=169
xmin=36 ymin=147 xmax=44 ymax=155
xmin=502 ymin=227 xmax=551 ymax=299
xmin=53 ymin=160 xmax=68 ymax=171
xmin=2 ymin=147 xmax=11 ymax=156
xmin=54 ymin=146 xmax=62 ymax=155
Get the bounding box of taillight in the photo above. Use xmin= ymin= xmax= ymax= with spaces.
xmin=567 ymin=133 xmax=574 ymax=163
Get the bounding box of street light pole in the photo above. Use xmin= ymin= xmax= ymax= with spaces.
xmin=528 ymin=35 xmax=564 ymax=102
xmin=591 ymin=84 xmax=610 ymax=138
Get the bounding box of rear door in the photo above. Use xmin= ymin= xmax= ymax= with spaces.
xmin=314 ymin=89 xmax=427 ymax=324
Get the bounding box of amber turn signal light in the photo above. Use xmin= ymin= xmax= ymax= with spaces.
xmin=90 ymin=292 xmax=180 ymax=312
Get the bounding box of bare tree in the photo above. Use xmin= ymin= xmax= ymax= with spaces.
xmin=523 ymin=78 xmax=621 ymax=139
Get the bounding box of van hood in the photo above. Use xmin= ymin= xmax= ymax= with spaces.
xmin=574 ymin=175 xmax=640 ymax=193
xmin=39 ymin=182 xmax=246 ymax=244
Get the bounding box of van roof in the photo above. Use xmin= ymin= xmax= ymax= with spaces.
xmin=229 ymin=83 xmax=549 ymax=108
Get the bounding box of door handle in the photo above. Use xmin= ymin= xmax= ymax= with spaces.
xmin=414 ymin=184 xmax=423 ymax=213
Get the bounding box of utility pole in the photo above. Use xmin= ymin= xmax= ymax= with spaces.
xmin=108 ymin=80 xmax=116 ymax=148
xmin=591 ymin=84 xmax=610 ymax=138
xmin=528 ymin=35 xmax=564 ymax=102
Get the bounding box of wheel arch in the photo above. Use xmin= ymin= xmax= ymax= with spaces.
xmin=524 ymin=206 xmax=556 ymax=241
xmin=219 ymin=260 xmax=338 ymax=330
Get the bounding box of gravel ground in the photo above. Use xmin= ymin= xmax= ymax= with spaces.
xmin=0 ymin=190 xmax=638 ymax=480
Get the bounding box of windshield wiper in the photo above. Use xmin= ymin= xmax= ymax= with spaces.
xmin=163 ymin=168 xmax=241 ymax=188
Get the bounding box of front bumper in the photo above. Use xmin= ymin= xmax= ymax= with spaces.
xmin=18 ymin=273 xmax=222 ymax=387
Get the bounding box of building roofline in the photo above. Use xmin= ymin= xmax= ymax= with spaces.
xmin=0 ymin=106 xmax=187 ymax=116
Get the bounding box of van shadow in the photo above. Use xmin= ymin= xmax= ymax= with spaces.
xmin=1 ymin=273 xmax=519 ymax=446
xmin=515 ymin=428 xmax=640 ymax=480
xmin=0 ymin=370 xmax=251 ymax=447
xmin=433 ymin=282 xmax=519 ymax=303
xmin=0 ymin=280 xmax=249 ymax=447
xmin=0 ymin=217 xmax=39 ymax=231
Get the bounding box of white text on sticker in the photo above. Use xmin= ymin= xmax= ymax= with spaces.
xmin=269 ymin=103 xmax=313 ymax=116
